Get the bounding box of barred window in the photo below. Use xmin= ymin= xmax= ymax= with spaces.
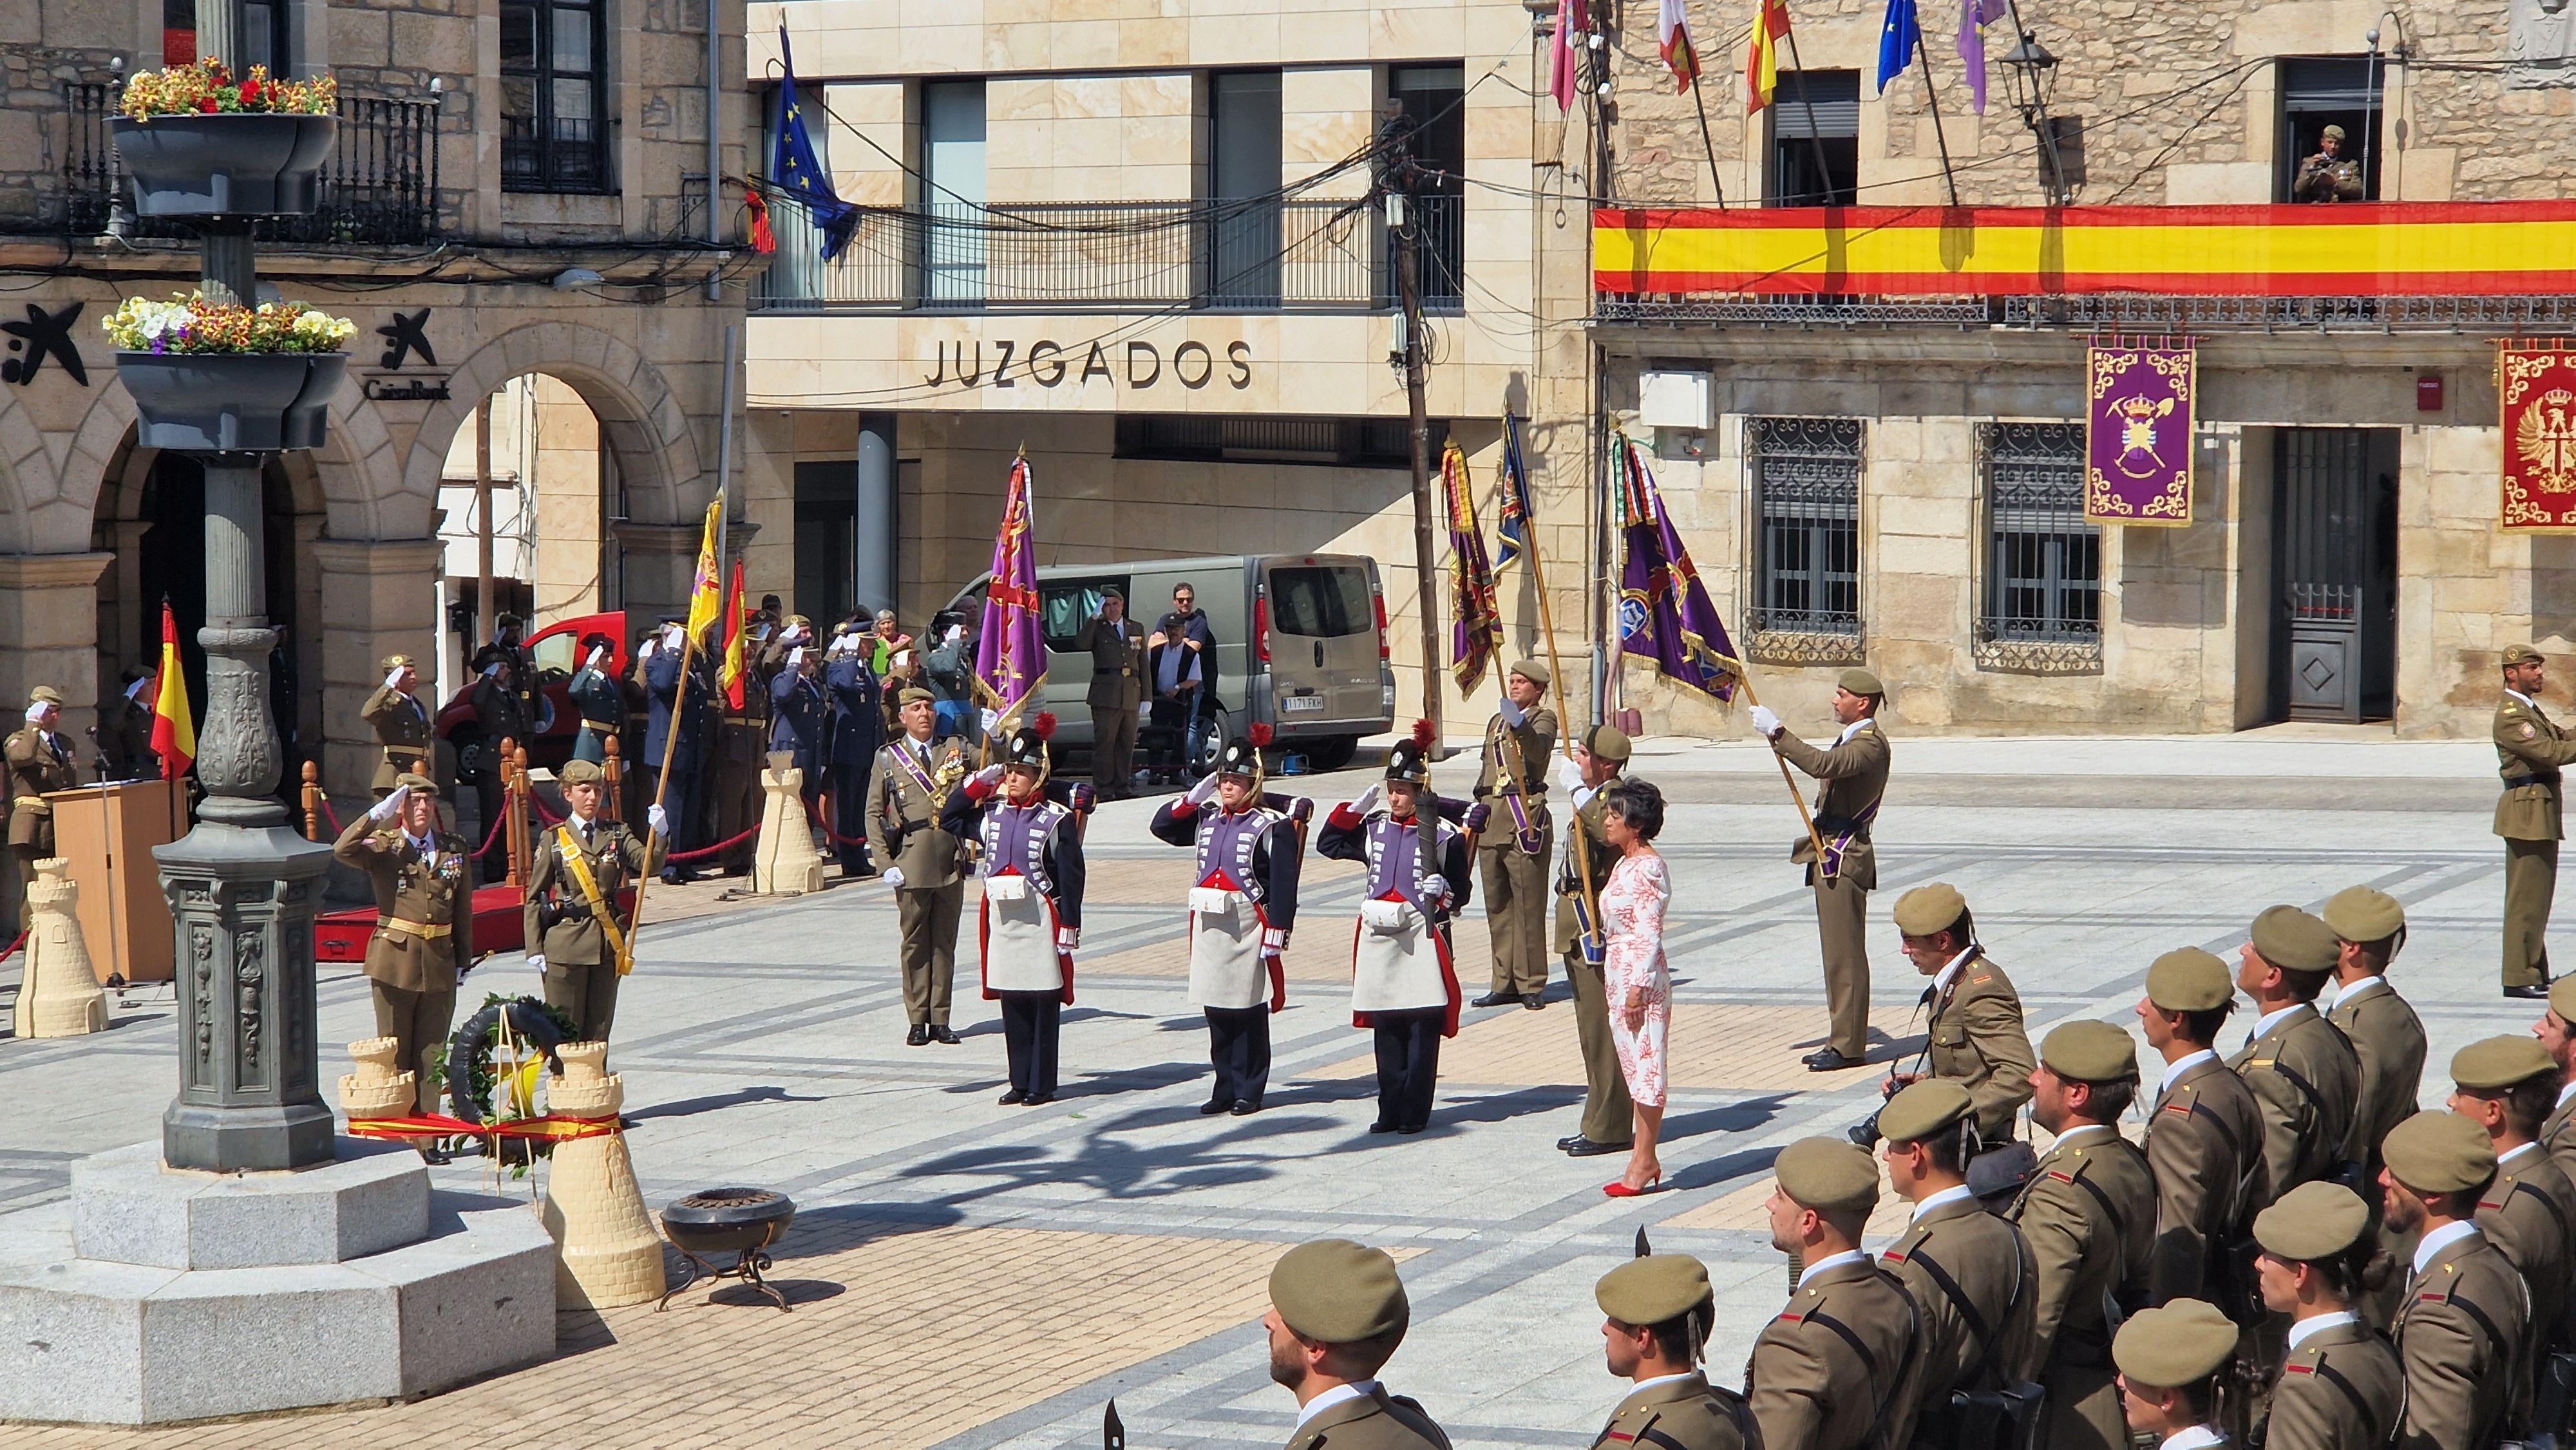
xmin=1748 ymin=417 xmax=1864 ymax=661
xmin=1975 ymin=422 xmax=2103 ymax=673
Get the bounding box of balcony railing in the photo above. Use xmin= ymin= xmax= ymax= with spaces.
xmin=59 ymin=81 xmax=448 ymax=246
xmin=756 ymin=194 xmax=1463 ymax=314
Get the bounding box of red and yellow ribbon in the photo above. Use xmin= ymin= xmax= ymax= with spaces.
xmin=347 ymin=1112 xmax=625 ymax=1145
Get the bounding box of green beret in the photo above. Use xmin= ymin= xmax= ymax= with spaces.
xmin=1584 ymin=724 xmax=1633 ymax=764
xmin=2382 ymin=1112 xmax=2497 ymax=1195
xmin=1509 ymin=659 xmax=1550 ymax=689
xmin=2253 ymin=1182 xmax=2371 ymax=1263
xmin=2113 ymin=1300 xmax=2238 ymax=1388
xmin=2040 ymin=1021 xmax=2139 ymax=1084
xmin=898 ymin=688 xmax=936 ymax=707
xmin=2452 ymin=1034 xmax=2557 ymax=1091
xmin=2505 ymin=644 xmax=2544 ymax=666
xmin=1775 ymin=1137 xmax=1879 ymax=1216
xmin=558 ymin=758 xmax=607 ymax=787
xmin=1269 ymin=1239 xmax=1409 ymax=1344
xmin=2249 ymin=905 xmax=2339 ymax=974
xmin=2320 ymin=124 xmax=2347 ymax=141
xmin=392 ymin=772 xmax=440 ymax=800
xmin=1892 ymin=883 xmax=1967 ymax=937
xmin=1595 ymin=1254 xmax=1713 ymax=1326
xmin=1839 ymin=668 xmax=1884 ymax=697
xmin=2322 ymin=886 xmax=2404 ymax=945
xmin=1879 ymin=1079 xmax=1974 ymax=1144
xmin=2146 ymin=948 xmax=2233 ymax=1012
xmin=2554 ymin=976 xmax=2576 ymax=1023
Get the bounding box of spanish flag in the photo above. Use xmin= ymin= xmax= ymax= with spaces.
xmin=719 ymin=557 xmax=748 ymax=711
xmin=682 ymin=495 xmax=724 ymax=645
xmin=1747 ymin=0 xmax=1790 ymax=113
xmin=150 ymin=599 xmax=194 ymax=780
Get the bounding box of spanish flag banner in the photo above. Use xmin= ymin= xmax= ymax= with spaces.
xmin=150 ymin=599 xmax=194 ymax=780
xmin=719 ymin=557 xmax=749 ymax=710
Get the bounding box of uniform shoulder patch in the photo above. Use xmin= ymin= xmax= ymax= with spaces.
xmin=2524 ymin=724 xmax=2539 ymax=739
xmin=1969 ymin=974 xmax=1994 ymax=985
xmin=2284 ymin=1362 xmax=2315 ymax=1376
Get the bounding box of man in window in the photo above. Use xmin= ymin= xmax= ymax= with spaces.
xmin=2293 ymin=125 xmax=2363 ymax=203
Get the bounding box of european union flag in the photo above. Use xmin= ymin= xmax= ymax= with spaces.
xmin=1876 ymin=0 xmax=1920 ymax=95
xmin=770 ymin=26 xmax=860 ymax=261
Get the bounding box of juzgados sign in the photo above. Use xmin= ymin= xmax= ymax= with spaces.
xmin=923 ymin=337 xmax=1251 ymax=391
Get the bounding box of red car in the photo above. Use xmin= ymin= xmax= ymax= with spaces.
xmin=435 ymin=609 xmax=631 ymax=786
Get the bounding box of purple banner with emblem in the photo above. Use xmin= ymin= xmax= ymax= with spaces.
xmin=2084 ymin=339 xmax=2196 ymax=526
xmin=975 ymin=456 xmax=1049 ymax=726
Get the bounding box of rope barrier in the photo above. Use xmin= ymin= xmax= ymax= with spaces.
xmin=529 ymin=793 xmax=565 ymax=826
xmin=317 ymin=795 xmax=345 ymax=837
xmin=470 ymin=807 xmax=512 ymax=859
xmin=666 ymin=823 xmax=761 ymax=864
xmin=0 ymin=929 xmax=25 ymax=963
xmin=805 ymin=794 xmax=872 ymax=849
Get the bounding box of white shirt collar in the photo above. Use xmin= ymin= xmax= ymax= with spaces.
xmin=2163 ymin=1426 xmax=2225 ymax=1450
xmin=2161 ymin=1049 xmax=2218 ymax=1093
xmin=2329 ymin=975 xmax=2383 ymax=1010
xmin=1911 ymin=1183 xmax=1977 ymax=1221
xmin=2413 ymin=1219 xmax=2481 ymax=1274
xmin=406 ymin=833 xmax=436 ymax=856
xmin=2053 ymin=1124 xmax=2117 ymax=1151
xmin=1836 ymin=717 xmax=1875 ymax=746
xmin=2509 ymin=688 xmax=2539 ymax=709
xmin=1629 ymin=1371 xmax=1700 ymax=1393
xmin=2501 ymin=1140 xmax=2541 ymax=1167
xmin=1293 ymin=1380 xmax=1380 ymax=1431
xmin=2286 ymin=1311 xmax=2358 ymax=1350
xmin=2561 ymin=1079 xmax=2576 ymax=1110
xmin=2253 ymin=1003 xmax=2307 ymax=1040
xmin=1797 ymin=1248 xmax=1869 ymax=1289
xmin=1933 ymin=946 xmax=1978 ymax=995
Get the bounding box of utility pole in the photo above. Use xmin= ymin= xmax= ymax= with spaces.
xmin=474 ymin=396 xmax=494 ymax=650
xmin=1389 ymin=111 xmax=1442 ymax=746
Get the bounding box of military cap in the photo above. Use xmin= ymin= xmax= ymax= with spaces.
xmin=898 ymin=687 xmax=936 ymax=707
xmin=2146 ymin=948 xmax=2233 ymax=1011
xmin=1775 ymin=1136 xmax=1880 ymax=1216
xmin=2041 ymin=1021 xmax=2140 ymax=1084
xmin=2112 ymin=1300 xmax=2238 ymax=1388
xmin=1839 ymin=668 xmax=1884 ymax=697
xmin=392 ymin=771 xmax=440 ymax=800
xmin=1583 ymin=724 xmax=1633 ymax=764
xmin=1893 ymin=883 xmax=1968 ymax=937
xmin=2505 ymin=644 xmax=2545 ymax=666
xmin=2253 ymin=1182 xmax=2372 ymax=1264
xmin=1508 ymin=659 xmax=1550 ymax=688
xmin=2553 ymin=975 xmax=2576 ymax=1023
xmin=1098 ymin=585 xmax=1124 ymax=602
xmin=2249 ymin=905 xmax=2339 ymax=974
xmin=380 ymin=654 xmax=416 ymax=673
xmin=786 ymin=613 xmax=811 ymax=629
xmin=1879 ymin=1078 xmax=1975 ymax=1144
xmin=2320 ymin=124 xmax=2347 ymax=141
xmin=558 ymin=758 xmax=608 ymax=787
xmin=26 ymin=686 xmax=61 ymax=706
xmin=2451 ymin=1034 xmax=2557 ymax=1091
xmin=2381 ymin=1111 xmax=2497 ymax=1194
xmin=2322 ymin=886 xmax=2404 ymax=945
xmin=1269 ymin=1239 xmax=1409 ymax=1344
xmin=1596 ymin=1254 xmax=1714 ymax=1326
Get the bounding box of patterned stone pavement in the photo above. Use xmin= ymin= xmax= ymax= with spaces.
xmin=0 ymin=731 xmax=2548 ymax=1448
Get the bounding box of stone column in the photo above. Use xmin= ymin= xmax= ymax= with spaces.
xmin=609 ymin=520 xmax=695 ymax=626
xmin=311 ymin=538 xmax=445 ymax=804
xmin=0 ymin=552 xmax=113 ymax=933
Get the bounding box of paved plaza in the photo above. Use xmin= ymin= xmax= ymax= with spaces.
xmin=0 ymin=727 xmax=2549 ymax=1448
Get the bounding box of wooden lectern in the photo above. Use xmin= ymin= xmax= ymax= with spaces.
xmin=44 ymin=779 xmax=180 ymax=984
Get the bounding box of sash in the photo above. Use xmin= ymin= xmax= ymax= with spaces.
xmin=1818 ymin=797 xmax=1883 ymax=881
xmin=554 ymin=825 xmax=633 ymax=977
xmin=1572 ymin=892 xmax=1604 ymax=967
xmin=893 ymin=740 xmax=942 ymax=800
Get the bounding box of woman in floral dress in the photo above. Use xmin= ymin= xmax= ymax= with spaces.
xmin=1599 ymin=779 xmax=1671 ymax=1196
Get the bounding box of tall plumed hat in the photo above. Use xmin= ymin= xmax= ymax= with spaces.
xmin=1218 ymin=722 xmax=1273 ymax=791
xmin=1003 ymin=711 xmax=1057 ymax=784
xmin=1384 ymin=719 xmax=1435 ymax=786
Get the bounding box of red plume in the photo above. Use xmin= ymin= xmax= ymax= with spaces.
xmin=1032 ymin=711 xmax=1057 ymax=741
xmin=1247 ymin=722 xmax=1274 ymax=748
xmin=1409 ymin=719 xmax=1435 ymax=748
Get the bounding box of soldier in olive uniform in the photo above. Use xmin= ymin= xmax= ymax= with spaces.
xmin=1074 ymin=590 xmax=1145 ymax=802
xmin=567 ymin=636 xmax=625 ymax=766
xmin=2382 ymin=1111 xmax=2532 ymax=1450
xmin=1555 ymin=724 xmax=1633 ymax=1158
xmin=1748 ymin=1137 xmax=1924 ymax=1450
xmin=1880 ymin=883 xmax=2034 ymax=1147
xmin=524 ymin=758 xmax=667 ymax=1044
xmin=2228 ymin=906 xmax=2362 ymax=1207
xmin=1263 ymin=1239 xmax=1452 ymax=1450
xmin=2321 ymin=885 xmax=2426 ymax=1328
xmin=361 ymin=654 xmax=435 ymax=797
xmin=2543 ymin=977 xmax=2576 ymax=1207
xmin=332 ymin=775 xmax=475 ymax=1111
xmin=5 ymin=688 xmax=77 ymax=887
xmin=2292 ymin=124 xmax=2365 ymax=203
xmin=2110 ymin=1299 xmax=2242 ymax=1450
xmin=2136 ymin=948 xmax=2266 ymax=1310
xmin=1589 ymin=1254 xmax=1753 ymax=1450
xmin=2009 ymin=1022 xmax=2157 ymax=1450
xmin=1472 ymin=661 xmax=1557 ymax=1010
xmin=2250 ymin=1182 xmax=2405 ymax=1450
xmin=2497 ymin=645 xmax=2575 ymax=998
xmin=2448 ymin=1034 xmax=2575 ymax=1409
xmin=868 ymin=689 xmax=966 ymax=1045
xmin=1752 ymin=669 xmax=1891 ymax=1072
xmin=1875 ymin=1080 xmax=2038 ymax=1439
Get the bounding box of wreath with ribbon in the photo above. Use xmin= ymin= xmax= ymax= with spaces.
xmin=347 ymin=993 xmax=619 ymax=1170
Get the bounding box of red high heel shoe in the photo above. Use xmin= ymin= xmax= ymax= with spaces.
xmin=1602 ymin=1173 xmax=1662 ymax=1198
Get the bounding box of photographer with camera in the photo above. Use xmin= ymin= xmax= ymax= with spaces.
xmin=1875 ymin=1080 xmax=2038 ymax=1450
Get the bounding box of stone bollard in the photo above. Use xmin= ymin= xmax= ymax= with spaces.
xmin=753 ymin=765 xmax=827 ymax=897
xmin=338 ymin=1035 xmax=418 ymax=1117
xmin=13 ymin=859 xmax=108 ymax=1039
xmin=541 ymin=1041 xmax=667 ymax=1309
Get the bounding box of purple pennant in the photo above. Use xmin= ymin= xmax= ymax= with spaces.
xmin=1615 ymin=437 xmax=1741 ymax=704
xmin=974 ymin=456 xmax=1052 ymax=724
xmin=1958 ymin=0 xmax=2007 ymax=113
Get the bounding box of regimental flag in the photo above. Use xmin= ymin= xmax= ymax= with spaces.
xmin=1443 ymin=442 xmax=1506 ymax=695
xmin=1494 ymin=412 xmax=1534 ymax=574
xmin=150 ymin=599 xmax=194 ymax=780
xmin=974 ymin=456 xmax=1049 ymax=728
xmin=2501 ymin=344 xmax=2576 ymax=532
xmin=1957 ymin=0 xmax=2006 ymax=113
xmin=1876 ymin=0 xmax=1920 ymax=95
xmin=1616 ymin=437 xmax=1741 ymax=703
xmin=1658 ymin=0 xmax=1701 ymax=91
xmin=1747 ymin=0 xmax=1791 ymax=113
xmin=719 ymin=557 xmax=749 ymax=710
xmin=768 ymin=26 xmax=861 ymax=260
xmin=683 ymin=496 xmax=724 ymax=645
xmin=1550 ymin=0 xmax=1590 ymax=112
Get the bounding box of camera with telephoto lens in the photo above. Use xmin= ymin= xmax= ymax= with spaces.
xmin=1848 ymin=1109 xmax=1883 ymax=1149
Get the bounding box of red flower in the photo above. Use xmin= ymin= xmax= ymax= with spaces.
xmin=239 ymin=80 xmax=261 ymax=106
xmin=196 ymin=97 xmax=218 ymax=113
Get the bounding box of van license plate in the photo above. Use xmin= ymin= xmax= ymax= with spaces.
xmin=1283 ymin=695 xmax=1325 ymax=713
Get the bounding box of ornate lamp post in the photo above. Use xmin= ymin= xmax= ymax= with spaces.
xmin=1998 ymin=26 xmax=2070 ymax=207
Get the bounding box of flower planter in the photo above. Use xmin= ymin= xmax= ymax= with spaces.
xmin=117 ymin=351 xmax=346 ymax=453
xmin=109 ymin=113 xmax=337 ymax=217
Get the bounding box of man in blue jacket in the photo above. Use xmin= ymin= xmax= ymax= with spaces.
xmin=822 ymin=630 xmax=884 ymax=876
xmin=642 ymin=616 xmax=716 ymax=884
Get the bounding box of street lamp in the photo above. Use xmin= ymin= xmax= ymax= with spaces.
xmin=1998 ymin=27 xmax=2071 ymax=205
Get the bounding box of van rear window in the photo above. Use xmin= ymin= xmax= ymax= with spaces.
xmin=1268 ymin=566 xmax=1372 ymax=638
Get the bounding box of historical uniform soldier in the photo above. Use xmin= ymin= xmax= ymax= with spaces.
xmin=2109 ymin=1299 xmax=2241 ymax=1450
xmin=1590 ymin=1254 xmax=1754 ymax=1450
xmin=869 ymin=690 xmax=965 ymax=1044
xmin=1075 ymin=589 xmax=1145 ymax=801
xmin=1318 ymin=724 xmax=1478 ymax=1135
xmin=1472 ymin=661 xmax=1557 ymax=1010
xmin=1264 ymin=1239 xmax=1451 ymax=1450
xmin=942 ymin=715 xmax=1088 ymax=1107
xmin=332 ymin=775 xmax=475 ymax=1111
xmin=2228 ymin=906 xmax=2362 ymax=1207
xmin=2448 ymin=1035 xmax=2575 ymax=1403
xmin=1752 ymin=669 xmax=1891 ymax=1073
xmin=1554 ymin=724 xmax=1633 ymax=1159
xmin=567 ymin=637 xmax=624 ymax=766
xmin=360 ymin=653 xmax=434 ymax=796
xmin=2250 ymin=1182 xmax=2405 ymax=1450
xmin=98 ymin=666 xmax=157 ymax=781
xmin=5 ymin=688 xmax=78 ymax=886
xmin=2383 ymin=1111 xmax=2532 ymax=1450
xmin=2293 ymin=124 xmax=2365 ymax=203
xmin=2010 ymin=1022 xmax=2157 ymax=1450
xmin=1875 ymin=1080 xmax=2038 ymax=1439
xmin=523 ymin=758 xmax=666 ymax=1044
xmin=821 ymin=632 xmax=882 ymax=877
xmin=2496 ymin=644 xmax=2575 ymax=999
xmin=1151 ymin=726 xmax=1308 ymax=1116
xmin=1748 ymin=1136 xmax=1924 ymax=1450
xmin=1881 ymin=883 xmax=2033 ymax=1147
xmin=2137 ymin=947 xmax=2266 ymax=1310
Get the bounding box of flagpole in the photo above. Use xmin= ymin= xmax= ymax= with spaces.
xmin=1687 ymin=82 xmax=1727 ymax=208
xmin=1504 ymin=413 xmax=1605 ymax=954
xmin=1779 ymin=27 xmax=1842 ymax=205
xmin=1911 ymin=23 xmax=1963 ymax=207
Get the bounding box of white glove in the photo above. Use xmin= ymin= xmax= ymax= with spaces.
xmin=972 ymin=763 xmax=1005 ymax=789
xmin=384 ymin=666 xmax=406 ymax=690
xmin=1551 ymin=753 xmax=1581 ymax=795
xmin=1350 ymin=782 xmax=1382 ymax=818
xmin=368 ymin=784 xmax=410 ymax=822
xmin=829 ymin=632 xmax=858 ymax=654
xmin=661 ymin=625 xmax=685 ymax=650
xmin=944 ymin=624 xmax=964 ymax=646
xmin=637 ymin=638 xmax=658 ymax=661
xmin=1056 ymin=926 xmax=1080 ymax=952
xmin=1498 ymin=695 xmax=1527 ymax=728
xmin=1184 ymin=772 xmax=1220 ymax=807
xmin=980 ymin=708 xmax=1000 ymax=734
xmin=480 ymin=661 xmax=502 ymax=679
xmin=527 ymin=954 xmax=545 ymax=972
xmin=1425 ymin=876 xmax=1453 ymax=907
xmin=883 ymin=867 xmax=905 ymax=891
xmin=788 ymin=646 xmax=806 ymax=668
xmin=1750 ymin=704 xmax=1781 ymax=736
xmin=647 ymin=803 xmax=669 ymax=836
xmin=585 ymin=645 xmax=607 ymax=670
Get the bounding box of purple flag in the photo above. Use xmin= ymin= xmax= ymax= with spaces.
xmin=2083 ymin=341 xmax=2197 ymax=525
xmin=1616 ymin=437 xmax=1740 ymax=703
xmin=975 ymin=456 xmax=1050 ymax=724
xmin=1957 ymin=0 xmax=2006 ymax=113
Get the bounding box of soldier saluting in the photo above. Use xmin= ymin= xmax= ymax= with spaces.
xmin=2136 ymin=948 xmax=2265 ymax=1310
xmin=1748 ymin=1137 xmax=1924 ymax=1450
xmin=361 ymin=654 xmax=433 ymax=797
xmin=1589 ymin=1254 xmax=1754 ymax=1450
xmin=567 ymin=636 xmax=624 ymax=766
xmin=2497 ymin=644 xmax=2574 ymax=999
xmin=524 ymin=758 xmax=665 ymax=1044
xmin=942 ymin=714 xmax=1089 ymax=1108
xmin=868 ymin=687 xmax=967 ymax=1046
xmin=333 ymin=775 xmax=475 ymax=1116
xmin=1471 ymin=661 xmax=1557 ymax=1011
xmin=5 ymin=687 xmax=77 ymax=887
xmin=1752 ymin=669 xmax=1891 ymax=1073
